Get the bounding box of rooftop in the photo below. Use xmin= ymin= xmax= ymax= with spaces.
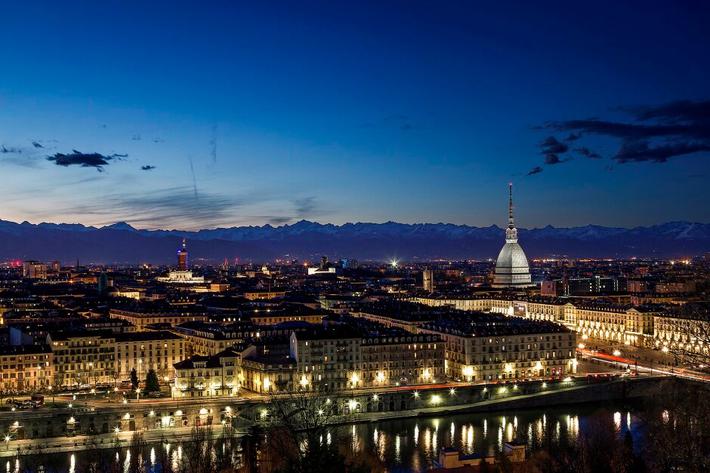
xmin=422 ymin=312 xmax=571 ymax=337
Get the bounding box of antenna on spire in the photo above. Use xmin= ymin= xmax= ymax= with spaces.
xmin=508 ymin=182 xmax=514 ymax=228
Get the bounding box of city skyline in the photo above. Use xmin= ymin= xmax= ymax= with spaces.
xmin=2 ymin=3 xmax=709 ymax=473
xmin=1 ymin=1 xmax=709 ymax=230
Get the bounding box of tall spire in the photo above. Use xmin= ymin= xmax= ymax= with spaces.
xmin=508 ymin=182 xmax=514 ymax=229
xmin=505 ymin=183 xmax=518 ymax=242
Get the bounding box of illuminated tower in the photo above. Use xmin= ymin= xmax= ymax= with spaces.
xmin=493 ymin=183 xmax=533 ymax=288
xmin=423 ymin=269 xmax=434 ymax=292
xmin=177 ymin=238 xmax=188 ymax=270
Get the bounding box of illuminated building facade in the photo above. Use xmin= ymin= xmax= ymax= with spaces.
xmin=420 ymin=313 xmax=577 ymax=381
xmin=361 ymin=333 xmax=444 ymax=387
xmin=289 ymin=328 xmax=363 ymax=391
xmin=0 ymin=345 xmax=53 ymax=392
xmin=48 ymin=332 xmax=116 ymax=388
xmin=173 ymin=348 xmax=241 ymax=397
xmin=114 ymin=331 xmax=185 ymax=383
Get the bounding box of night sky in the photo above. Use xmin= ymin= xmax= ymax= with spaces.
xmin=1 ymin=1 xmax=709 ymax=230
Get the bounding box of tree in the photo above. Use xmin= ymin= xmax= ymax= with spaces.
xmin=664 ymin=302 xmax=710 ymax=367
xmin=145 ymin=369 xmax=160 ymax=394
xmin=640 ymin=378 xmax=710 ymax=472
xmin=260 ymin=382 xmax=377 ymax=473
xmin=130 ymin=368 xmax=139 ymax=390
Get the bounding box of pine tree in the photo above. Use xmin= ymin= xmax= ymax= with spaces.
xmin=145 ymin=369 xmax=161 ymax=394
xmin=130 ymin=368 xmax=139 ymax=390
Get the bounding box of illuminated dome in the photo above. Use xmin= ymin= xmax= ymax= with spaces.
xmin=493 ymin=184 xmax=533 ymax=288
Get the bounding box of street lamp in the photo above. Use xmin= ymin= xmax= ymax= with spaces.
xmin=88 ymin=362 xmax=94 ymax=390
xmin=4 ymin=435 xmax=10 ymax=451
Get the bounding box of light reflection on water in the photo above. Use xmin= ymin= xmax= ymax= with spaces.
xmin=7 ymin=406 xmax=640 ymax=473
xmin=339 ymin=406 xmax=639 ymax=471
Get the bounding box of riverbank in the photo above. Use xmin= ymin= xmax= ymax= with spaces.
xmin=0 ymin=375 xmax=668 ymax=459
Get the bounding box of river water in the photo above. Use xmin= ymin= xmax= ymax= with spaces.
xmin=4 ymin=403 xmax=642 ymax=473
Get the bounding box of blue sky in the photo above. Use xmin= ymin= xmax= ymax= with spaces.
xmin=0 ymin=1 xmax=708 ymax=230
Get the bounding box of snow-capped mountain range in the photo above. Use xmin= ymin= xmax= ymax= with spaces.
xmin=0 ymin=219 xmax=707 ymax=263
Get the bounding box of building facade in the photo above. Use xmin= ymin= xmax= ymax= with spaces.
xmin=173 ymin=348 xmax=241 ymax=398
xmin=420 ymin=314 xmax=577 ymax=382
xmin=0 ymin=345 xmax=53 ymax=392
xmin=361 ymin=333 xmax=445 ymax=386
xmin=48 ymin=332 xmax=116 ymax=388
xmin=114 ymin=331 xmax=185 ymax=383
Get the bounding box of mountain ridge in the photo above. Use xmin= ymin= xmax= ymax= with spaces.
xmin=0 ymin=219 xmax=707 ymax=263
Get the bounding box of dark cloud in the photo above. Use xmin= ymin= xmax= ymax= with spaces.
xmin=538 ymin=99 xmax=710 ymax=166
xmin=152 ymin=137 xmax=164 ymax=143
xmin=545 ymin=119 xmax=690 ymax=140
xmin=188 ymin=157 xmax=198 ymax=198
xmin=540 ymin=136 xmax=569 ymax=155
xmin=1 ymin=145 xmax=23 ymax=154
xmin=614 ymin=141 xmax=710 ymax=163
xmin=574 ymin=147 xmax=602 ymax=159
xmin=141 ymin=165 xmax=156 ymax=171
xmin=70 ymin=186 xmax=243 ymax=229
xmin=565 ymin=133 xmax=581 ymax=142
xmin=131 ymin=134 xmax=141 ymax=141
xmin=538 ymin=136 xmax=571 ymax=166
xmin=0 ymin=143 xmax=47 ymax=168
xmin=210 ymin=124 xmax=218 ymax=163
xmin=544 ymin=153 xmax=571 ymax=165
xmin=628 ymin=99 xmax=710 ymax=124
xmin=47 ymin=150 xmax=127 ymax=171
xmin=31 ymin=141 xmax=43 ymax=149
xmin=294 ymin=197 xmax=317 ymax=216
xmin=259 ymin=197 xmax=321 ymax=225
xmin=527 ymin=166 xmax=543 ymax=175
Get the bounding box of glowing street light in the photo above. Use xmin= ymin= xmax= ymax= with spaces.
xmin=349 ymin=372 xmax=360 ymax=387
